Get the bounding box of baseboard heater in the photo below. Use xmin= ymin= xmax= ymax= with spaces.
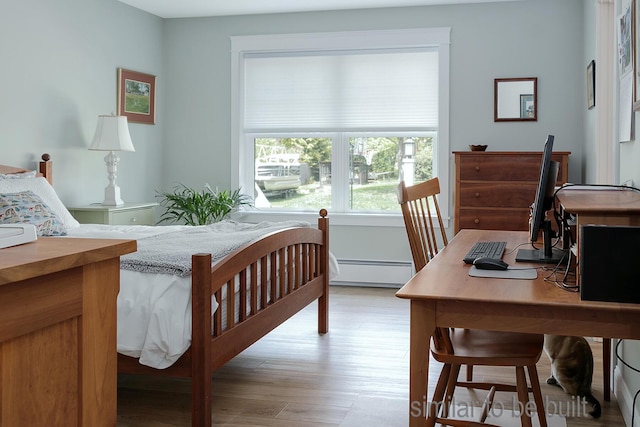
xmin=332 ymin=259 xmax=414 ymax=288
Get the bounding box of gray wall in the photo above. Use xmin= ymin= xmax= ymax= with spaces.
xmin=0 ymin=0 xmax=164 ymax=206
xmin=162 ymin=0 xmax=585 ymax=262
xmin=583 ymin=0 xmax=599 ymax=184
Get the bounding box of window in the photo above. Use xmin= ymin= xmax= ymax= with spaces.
xmin=231 ymin=28 xmax=450 ymax=225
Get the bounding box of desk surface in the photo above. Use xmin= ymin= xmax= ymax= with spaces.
xmin=396 ymin=229 xmax=640 ymax=339
xmin=556 ymin=186 xmax=640 ymax=214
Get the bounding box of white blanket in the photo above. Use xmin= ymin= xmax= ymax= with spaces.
xmin=66 ymin=222 xmax=338 ymax=369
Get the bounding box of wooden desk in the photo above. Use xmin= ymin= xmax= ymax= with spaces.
xmin=396 ymin=229 xmax=640 ymax=427
xmin=556 ymin=187 xmax=640 ymax=267
xmin=0 ymin=237 xmax=136 ymax=427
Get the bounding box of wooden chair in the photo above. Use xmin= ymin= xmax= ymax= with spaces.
xmin=397 ymin=178 xmax=548 ymax=427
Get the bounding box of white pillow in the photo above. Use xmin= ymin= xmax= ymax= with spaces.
xmin=0 ymin=170 xmax=37 ymax=179
xmin=0 ymin=177 xmax=80 ymax=229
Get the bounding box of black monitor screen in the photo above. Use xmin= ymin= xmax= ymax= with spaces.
xmin=530 ymin=135 xmax=558 ymax=242
xmin=516 ymin=135 xmax=566 ymax=264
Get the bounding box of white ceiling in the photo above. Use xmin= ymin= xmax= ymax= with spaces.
xmin=118 ymin=0 xmax=524 ymax=19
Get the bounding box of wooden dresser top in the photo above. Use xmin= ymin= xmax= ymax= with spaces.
xmin=0 ymin=237 xmax=136 ymax=285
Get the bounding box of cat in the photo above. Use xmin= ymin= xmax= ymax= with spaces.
xmin=543 ymin=334 xmax=601 ymax=418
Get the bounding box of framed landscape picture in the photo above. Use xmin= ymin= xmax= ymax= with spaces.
xmin=117 ymin=68 xmax=156 ymax=124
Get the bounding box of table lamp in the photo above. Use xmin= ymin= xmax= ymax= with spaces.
xmin=89 ymin=114 xmax=135 ymax=206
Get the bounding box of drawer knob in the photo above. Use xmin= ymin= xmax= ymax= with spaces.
xmin=131 ymin=217 xmax=137 ymax=223
xmin=474 ymin=218 xmax=480 ymax=224
xmin=475 ymin=166 xmax=480 ymax=172
xmin=475 ymin=192 xmax=480 ymax=198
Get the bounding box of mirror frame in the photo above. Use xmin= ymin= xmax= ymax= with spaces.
xmin=494 ymin=77 xmax=537 ymax=122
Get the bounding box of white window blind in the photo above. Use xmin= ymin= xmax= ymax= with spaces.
xmin=243 ymin=49 xmax=439 ymax=132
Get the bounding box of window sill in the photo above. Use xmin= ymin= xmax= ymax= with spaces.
xmin=236 ymin=209 xmax=450 ymax=229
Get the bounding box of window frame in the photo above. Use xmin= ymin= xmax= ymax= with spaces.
xmin=231 ymin=28 xmax=451 ymax=228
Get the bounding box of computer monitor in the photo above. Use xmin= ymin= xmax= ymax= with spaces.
xmin=516 ymin=135 xmax=567 ymax=264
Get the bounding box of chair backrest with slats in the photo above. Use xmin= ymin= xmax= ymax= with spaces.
xmin=398 ymin=178 xmax=454 ymax=354
xmin=397 ymin=178 xmax=448 ymax=272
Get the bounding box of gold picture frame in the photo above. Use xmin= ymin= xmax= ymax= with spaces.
xmin=117 ymin=68 xmax=156 ymax=124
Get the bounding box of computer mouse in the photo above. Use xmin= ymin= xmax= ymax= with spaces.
xmin=472 ymin=257 xmax=509 ymax=271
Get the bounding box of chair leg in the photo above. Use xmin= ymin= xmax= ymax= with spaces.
xmin=442 ymin=364 xmax=461 ymax=418
xmin=515 ymin=366 xmax=533 ymax=427
xmin=427 ymin=363 xmax=452 ymax=427
xmin=466 ymin=364 xmax=473 ymax=381
xmin=479 ymin=386 xmax=497 ymax=423
xmin=527 ymin=364 xmax=547 ymax=427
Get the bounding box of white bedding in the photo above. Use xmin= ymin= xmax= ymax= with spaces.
xmin=68 ymin=224 xmax=200 ymax=368
xmin=66 ymin=223 xmax=338 ymax=370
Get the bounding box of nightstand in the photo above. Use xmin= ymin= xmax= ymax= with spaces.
xmin=67 ymin=202 xmax=158 ymax=225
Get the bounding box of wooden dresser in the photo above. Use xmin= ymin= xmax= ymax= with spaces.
xmin=453 ymin=151 xmax=570 ymax=233
xmin=0 ymin=237 xmax=136 ymax=427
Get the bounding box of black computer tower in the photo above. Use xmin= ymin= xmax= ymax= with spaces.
xmin=579 ymin=224 xmax=640 ymax=304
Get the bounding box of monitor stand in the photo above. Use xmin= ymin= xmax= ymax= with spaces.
xmin=516 ymin=219 xmax=567 ymax=264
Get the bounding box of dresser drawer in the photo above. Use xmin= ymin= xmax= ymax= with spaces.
xmin=67 ymin=203 xmax=158 ymax=225
xmin=457 ymin=155 xmax=542 ymax=181
xmin=458 ymin=208 xmax=530 ymax=231
xmin=110 ymin=208 xmax=155 ymax=225
xmin=458 ymin=183 xmax=536 ymax=208
xmin=458 ymin=153 xmax=568 ymax=182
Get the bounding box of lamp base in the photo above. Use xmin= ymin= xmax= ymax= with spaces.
xmin=102 ymin=184 xmax=124 ymax=206
xmin=100 ymin=150 xmax=125 ymax=206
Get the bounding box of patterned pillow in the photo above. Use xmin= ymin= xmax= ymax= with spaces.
xmin=0 ymin=191 xmax=67 ymax=236
xmin=0 ymin=177 xmax=80 ymax=229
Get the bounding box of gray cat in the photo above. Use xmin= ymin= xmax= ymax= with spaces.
xmin=543 ymin=335 xmax=601 ymax=418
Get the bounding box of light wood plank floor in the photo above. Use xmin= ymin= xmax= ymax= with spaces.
xmin=117 ymin=286 xmax=624 ymax=426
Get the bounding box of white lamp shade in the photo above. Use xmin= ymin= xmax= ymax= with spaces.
xmin=89 ymin=115 xmax=135 ymax=152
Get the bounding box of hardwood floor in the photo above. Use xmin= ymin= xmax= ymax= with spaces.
xmin=117 ymin=286 xmax=625 ymax=426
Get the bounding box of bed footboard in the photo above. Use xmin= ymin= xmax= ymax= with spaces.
xmin=118 ymin=210 xmax=330 ymax=427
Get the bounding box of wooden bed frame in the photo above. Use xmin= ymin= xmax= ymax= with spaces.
xmin=1 ymin=154 xmax=330 ymax=427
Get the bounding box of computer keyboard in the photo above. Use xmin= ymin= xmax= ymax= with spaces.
xmin=463 ymin=241 xmax=507 ymax=264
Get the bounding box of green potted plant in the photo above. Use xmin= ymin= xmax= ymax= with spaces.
xmin=156 ymin=183 xmax=252 ymax=225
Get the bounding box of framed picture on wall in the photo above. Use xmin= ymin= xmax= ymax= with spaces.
xmin=587 ymin=60 xmax=595 ymax=109
xmin=117 ymin=68 xmax=156 ymax=124
xmin=619 ymin=4 xmax=633 ymax=78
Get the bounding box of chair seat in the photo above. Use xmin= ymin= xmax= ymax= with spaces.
xmin=432 ymin=329 xmax=544 ymax=366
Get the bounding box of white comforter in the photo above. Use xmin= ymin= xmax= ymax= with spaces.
xmin=68 ymin=224 xmax=199 ymax=369
xmin=66 ymin=223 xmax=338 ymax=370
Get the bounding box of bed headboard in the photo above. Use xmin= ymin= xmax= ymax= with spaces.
xmin=0 ymin=153 xmax=52 ymax=185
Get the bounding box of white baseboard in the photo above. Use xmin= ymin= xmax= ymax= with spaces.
xmin=614 ymin=365 xmax=640 ymax=427
xmin=331 ymin=259 xmax=414 ymax=288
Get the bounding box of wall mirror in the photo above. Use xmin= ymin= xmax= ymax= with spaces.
xmin=494 ymin=77 xmax=537 ymax=122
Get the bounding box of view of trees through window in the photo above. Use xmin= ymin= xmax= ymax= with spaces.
xmin=254 ymin=136 xmax=434 ymax=211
